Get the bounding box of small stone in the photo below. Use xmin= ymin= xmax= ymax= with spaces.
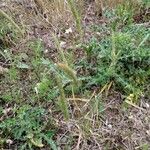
xmin=44 ymin=49 xmax=48 ymax=54
xmin=108 ymin=124 xmax=112 ymax=129
xmin=145 ymin=103 xmax=149 ymax=108
xmin=60 ymin=41 xmax=66 ymax=48
xmin=6 ymin=139 xmax=13 ymax=145
xmin=65 ymin=28 xmax=72 ymax=34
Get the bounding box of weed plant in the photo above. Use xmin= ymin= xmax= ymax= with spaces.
xmin=79 ymin=25 xmax=150 ymax=99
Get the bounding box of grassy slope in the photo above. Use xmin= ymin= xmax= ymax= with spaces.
xmin=0 ymin=0 xmax=150 ymax=150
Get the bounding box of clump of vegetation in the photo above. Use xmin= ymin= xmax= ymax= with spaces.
xmin=80 ymin=25 xmax=149 ymax=96
xmin=0 ymin=105 xmax=56 ymax=149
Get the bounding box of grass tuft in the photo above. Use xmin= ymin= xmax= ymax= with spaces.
xmin=0 ymin=9 xmax=24 ymax=36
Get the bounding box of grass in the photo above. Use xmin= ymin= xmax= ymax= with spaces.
xmin=0 ymin=0 xmax=150 ymax=149
xmin=0 ymin=9 xmax=24 ymax=36
xmin=67 ymin=0 xmax=83 ymax=35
